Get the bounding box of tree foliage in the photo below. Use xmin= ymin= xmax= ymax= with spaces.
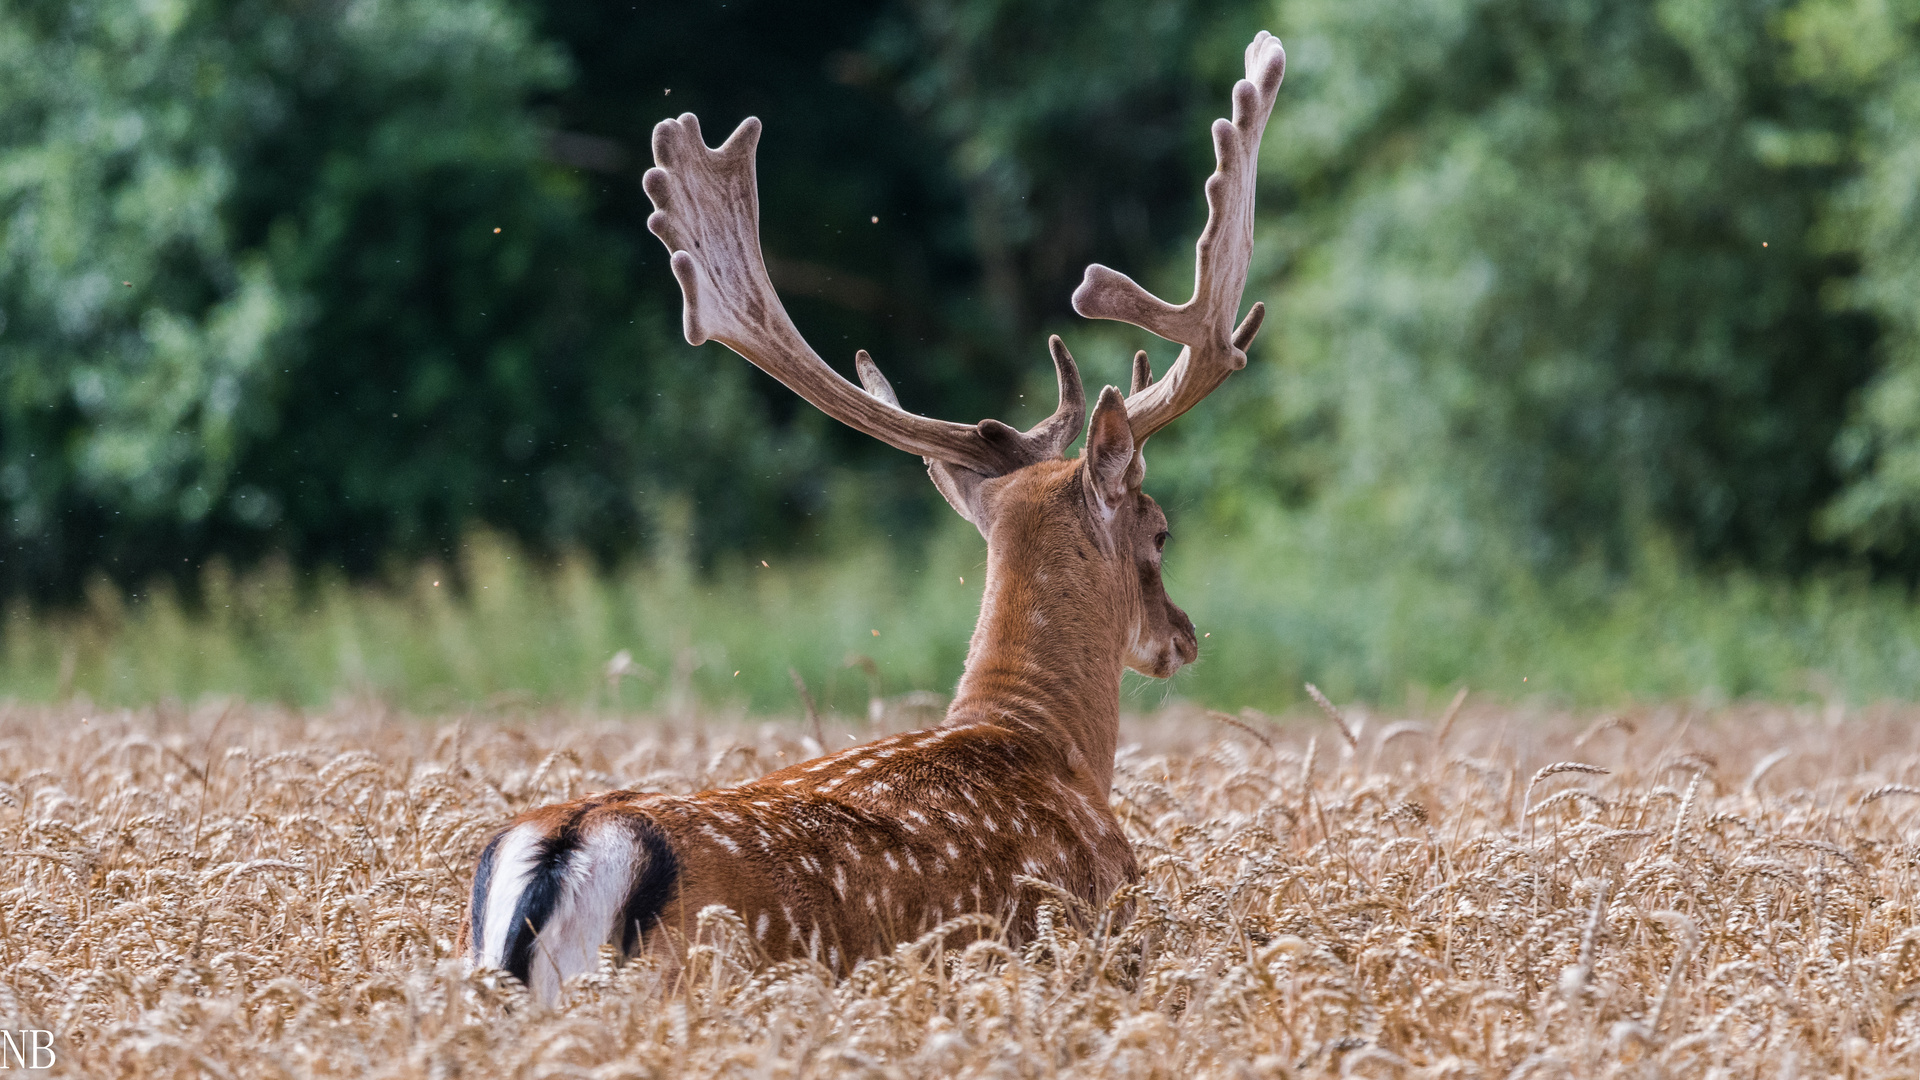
xmin=1792 ymin=0 xmax=1920 ymax=556
xmin=0 ymin=0 xmax=816 ymax=597
xmin=1154 ymin=0 xmax=1888 ymax=580
xmin=0 ymin=0 xmax=1258 ymax=598
xmin=4 ymin=0 xmax=1920 ymax=601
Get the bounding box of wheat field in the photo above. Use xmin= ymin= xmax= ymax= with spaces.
xmin=1 ymin=698 xmax=1918 ymax=1077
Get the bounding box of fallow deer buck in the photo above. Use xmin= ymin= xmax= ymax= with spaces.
xmin=470 ymin=32 xmax=1285 ymax=1004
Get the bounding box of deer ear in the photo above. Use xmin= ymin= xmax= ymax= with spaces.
xmin=927 ymin=460 xmax=989 ymax=532
xmin=1083 ymin=386 xmax=1136 ymax=523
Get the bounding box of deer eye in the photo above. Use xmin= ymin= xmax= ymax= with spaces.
xmin=1154 ymin=531 xmax=1169 ymax=552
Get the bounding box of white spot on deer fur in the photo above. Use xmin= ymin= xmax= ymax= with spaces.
xmin=865 ymin=893 xmax=877 ymax=913
xmin=905 ymin=851 xmax=921 ymax=874
xmin=830 ymin=947 xmax=841 ymax=970
xmin=702 ymin=826 xmax=741 ymax=854
xmin=883 ymin=850 xmax=899 ymax=871
xmin=945 ymin=841 xmax=960 ymax=859
xmin=971 ymin=882 xmax=983 ymax=904
xmin=834 ymin=864 xmax=848 ymax=898
xmin=961 ymin=788 xmax=980 ymax=808
xmin=844 ymin=841 xmax=862 ymax=861
xmin=983 ymin=815 xmax=997 ymax=832
xmin=858 ymin=758 xmax=879 ymax=768
xmin=809 ymin=925 xmax=821 ymax=960
xmin=783 ymin=777 xmax=804 ymax=786
xmin=877 ymin=749 xmax=897 ymax=758
xmin=1030 ymin=610 xmax=1046 ymax=629
xmin=755 ymin=912 xmax=770 ymax=941
xmin=806 ymin=762 xmax=830 ymax=772
xmin=870 ymin=781 xmax=893 ymax=795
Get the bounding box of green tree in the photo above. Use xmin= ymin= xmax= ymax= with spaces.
xmin=1157 ymin=0 xmax=1881 ymax=579
xmin=0 ymin=0 xmax=815 ymax=597
xmin=1789 ymin=0 xmax=1920 ymax=557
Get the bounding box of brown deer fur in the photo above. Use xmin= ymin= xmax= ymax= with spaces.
xmin=468 ymin=33 xmax=1284 ymax=1005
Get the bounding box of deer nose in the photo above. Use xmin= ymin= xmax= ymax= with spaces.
xmin=1170 ymin=604 xmax=1198 ymax=665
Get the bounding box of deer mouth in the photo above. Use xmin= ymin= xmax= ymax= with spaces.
xmin=1131 ymin=623 xmax=1198 ymax=679
xmin=1160 ymin=628 xmax=1199 ymax=677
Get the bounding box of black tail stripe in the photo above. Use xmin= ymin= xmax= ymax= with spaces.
xmin=469 ymin=830 xmax=506 ymax=956
xmin=504 ymin=820 xmax=585 ymax=988
xmin=617 ymin=815 xmax=680 ymax=956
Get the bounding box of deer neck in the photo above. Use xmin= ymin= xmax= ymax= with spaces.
xmin=947 ymin=513 xmax=1127 ymax=800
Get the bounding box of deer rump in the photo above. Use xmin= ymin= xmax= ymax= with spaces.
xmin=469 ymin=724 xmax=1134 ymax=1001
xmin=469 ymin=798 xmax=679 ymax=1003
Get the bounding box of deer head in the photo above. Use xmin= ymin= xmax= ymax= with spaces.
xmin=642 ymin=32 xmax=1284 ymax=764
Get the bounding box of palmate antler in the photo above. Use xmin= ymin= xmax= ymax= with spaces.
xmin=642 ymin=115 xmax=1085 ymax=501
xmin=1075 ymin=32 xmax=1285 ymax=443
xmin=643 ymin=31 xmax=1281 ymax=488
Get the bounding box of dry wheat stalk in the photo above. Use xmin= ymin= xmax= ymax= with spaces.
xmin=1304 ymin=683 xmax=1359 ymax=750
xmin=0 ymin=701 xmax=1915 ymax=1078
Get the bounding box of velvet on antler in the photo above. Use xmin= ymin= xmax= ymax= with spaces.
xmin=642 ymin=115 xmax=1086 ymax=493
xmin=1072 ymin=31 xmax=1284 ymax=444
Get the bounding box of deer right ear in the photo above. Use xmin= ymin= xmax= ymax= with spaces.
xmin=1083 ymin=386 xmax=1136 ymax=525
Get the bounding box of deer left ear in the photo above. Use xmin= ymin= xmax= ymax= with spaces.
xmin=1083 ymin=386 xmax=1137 ymax=524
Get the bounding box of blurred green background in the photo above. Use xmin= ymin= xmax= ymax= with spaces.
xmin=4 ymin=0 xmax=1920 ymax=713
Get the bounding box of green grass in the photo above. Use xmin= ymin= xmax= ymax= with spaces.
xmin=1180 ymin=508 xmax=1920 ymax=707
xmin=4 ymin=510 xmax=1920 ymax=712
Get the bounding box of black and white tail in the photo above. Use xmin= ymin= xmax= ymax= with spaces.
xmin=468 ymin=805 xmax=679 ymax=1004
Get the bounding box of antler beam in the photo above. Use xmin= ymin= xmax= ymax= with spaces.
xmin=643 ymin=115 xmax=1083 ymax=479
xmin=1071 ymin=31 xmax=1285 ymax=443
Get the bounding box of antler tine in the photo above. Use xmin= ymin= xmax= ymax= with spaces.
xmin=1070 ymin=32 xmax=1285 ymax=443
xmin=1023 ymin=335 xmax=1088 ymax=458
xmin=644 ymin=113 xmax=1081 ymax=478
